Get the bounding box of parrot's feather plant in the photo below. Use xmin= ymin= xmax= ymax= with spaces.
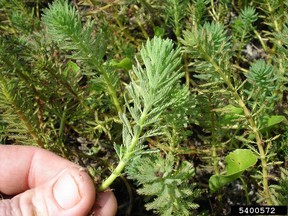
xmin=99 ymin=36 xmax=187 ymax=190
xmin=42 ymin=0 xmax=122 ymax=114
xmin=1 ymin=0 xmax=288 ymax=215
xmin=180 ymin=20 xmax=273 ymax=204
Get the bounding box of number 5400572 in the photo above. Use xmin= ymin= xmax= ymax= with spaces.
xmin=238 ymin=206 xmax=275 ymax=214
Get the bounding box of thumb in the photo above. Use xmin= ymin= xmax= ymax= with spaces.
xmin=0 ymin=167 xmax=95 ymax=216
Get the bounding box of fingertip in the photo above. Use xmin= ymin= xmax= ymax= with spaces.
xmin=51 ymin=167 xmax=96 ymax=215
xmin=93 ymin=190 xmax=117 ymax=216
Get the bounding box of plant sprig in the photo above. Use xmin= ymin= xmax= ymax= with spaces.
xmin=99 ymin=36 xmax=187 ymax=191
xmin=42 ymin=0 xmax=122 ymax=114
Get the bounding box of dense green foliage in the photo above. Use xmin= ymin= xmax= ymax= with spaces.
xmin=0 ymin=0 xmax=287 ymax=215
xmin=126 ymin=154 xmax=200 ymax=216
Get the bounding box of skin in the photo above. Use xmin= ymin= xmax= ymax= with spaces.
xmin=0 ymin=145 xmax=117 ymax=216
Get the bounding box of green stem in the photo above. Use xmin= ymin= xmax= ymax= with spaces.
xmin=253 ymin=30 xmax=268 ymax=52
xmin=210 ymin=0 xmax=219 ymax=21
xmin=101 ymin=71 xmax=123 ymax=114
xmin=98 ymin=129 xmax=141 ymax=191
xmin=239 ymin=176 xmax=250 ymax=204
xmin=209 ymin=96 xmax=219 ymax=175
xmin=99 ymin=110 xmax=147 ymax=191
xmin=59 ymin=104 xmax=67 ymax=141
xmin=36 ymin=0 xmax=40 ymax=18
xmin=183 ymin=53 xmax=196 ymax=88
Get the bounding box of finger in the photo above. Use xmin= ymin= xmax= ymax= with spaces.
xmin=0 ymin=145 xmax=117 ymax=216
xmin=0 ymin=145 xmax=78 ymax=194
xmin=0 ymin=166 xmax=95 ymax=216
xmin=93 ymin=191 xmax=118 ymax=216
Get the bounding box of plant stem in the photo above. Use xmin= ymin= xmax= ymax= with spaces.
xmin=210 ymin=0 xmax=219 ymax=21
xmin=98 ymin=128 xmax=141 ymax=191
xmin=209 ymin=96 xmax=219 ymax=175
xmin=59 ymin=104 xmax=67 ymax=141
xmin=253 ymin=30 xmax=268 ymax=52
xmin=101 ymin=71 xmax=123 ymax=114
xmin=99 ymin=110 xmax=147 ymax=191
xmin=239 ymin=176 xmax=250 ymax=204
xmin=183 ymin=53 xmax=192 ymax=88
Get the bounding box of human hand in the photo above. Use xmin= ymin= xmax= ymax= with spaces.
xmin=0 ymin=145 xmax=117 ymax=216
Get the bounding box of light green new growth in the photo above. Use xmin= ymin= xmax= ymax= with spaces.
xmin=99 ymin=36 xmax=185 ymax=191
